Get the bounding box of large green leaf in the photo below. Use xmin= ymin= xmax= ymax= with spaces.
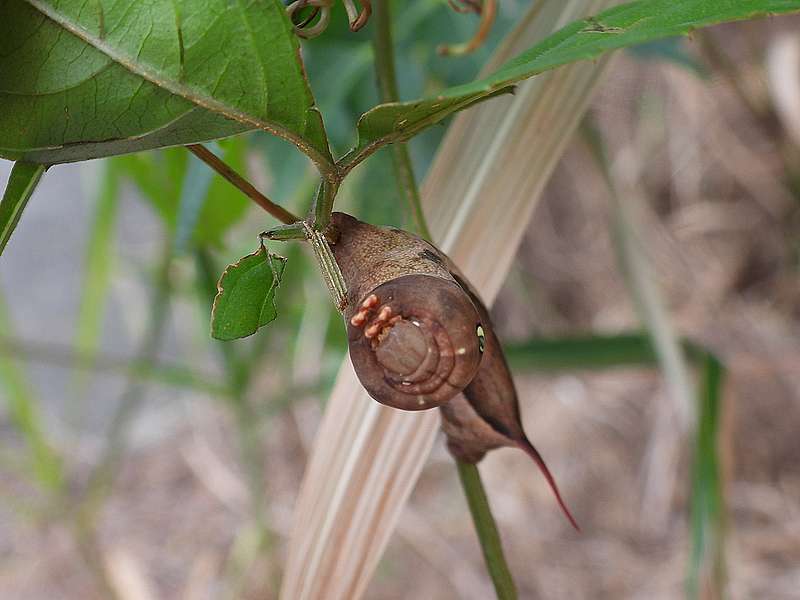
xmin=344 ymin=0 xmax=800 ymax=170
xmin=0 ymin=161 xmax=45 ymax=257
xmin=211 ymin=245 xmax=286 ymax=341
xmin=0 ymin=0 xmax=332 ymax=167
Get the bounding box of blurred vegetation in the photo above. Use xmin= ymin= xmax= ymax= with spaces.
xmin=1 ymin=1 xmax=799 ymax=599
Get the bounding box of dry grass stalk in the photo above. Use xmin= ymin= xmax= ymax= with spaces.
xmin=280 ymin=2 xmax=621 ymax=598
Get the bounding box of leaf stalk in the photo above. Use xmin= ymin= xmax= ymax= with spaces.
xmin=186 ymin=144 xmax=300 ymax=224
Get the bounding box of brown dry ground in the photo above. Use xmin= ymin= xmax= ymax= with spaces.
xmin=2 ymin=18 xmax=799 ymax=600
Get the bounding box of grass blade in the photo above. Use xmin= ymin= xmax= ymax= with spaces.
xmin=505 ymin=333 xmax=706 ymax=371
xmin=73 ymin=161 xmax=120 ymax=391
xmin=0 ymin=289 xmax=63 ymax=490
xmin=0 ymin=161 xmax=45 ymax=257
xmin=688 ymin=355 xmax=726 ymax=599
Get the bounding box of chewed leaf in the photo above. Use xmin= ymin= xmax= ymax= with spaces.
xmin=211 ymin=245 xmax=287 ymax=341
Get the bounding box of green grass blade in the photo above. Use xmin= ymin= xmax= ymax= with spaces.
xmin=0 ymin=161 xmax=45 ymax=257
xmin=73 ymin=161 xmax=120 ymax=389
xmin=0 ymin=290 xmax=63 ymax=491
xmin=688 ymin=354 xmax=726 ymax=599
xmin=505 ymin=333 xmax=706 ymax=371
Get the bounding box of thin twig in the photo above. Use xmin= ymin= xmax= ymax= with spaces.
xmin=186 ymin=144 xmax=300 ymax=224
xmin=372 ymin=5 xmax=515 ymax=597
xmin=372 ymin=0 xmax=432 ymax=240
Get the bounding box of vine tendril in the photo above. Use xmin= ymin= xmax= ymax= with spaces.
xmin=286 ymin=0 xmax=371 ymax=39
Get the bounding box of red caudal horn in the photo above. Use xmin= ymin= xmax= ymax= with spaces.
xmin=517 ymin=439 xmax=580 ymax=532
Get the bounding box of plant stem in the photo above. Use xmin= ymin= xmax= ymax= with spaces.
xmin=312 ymin=178 xmax=340 ymax=231
xmin=372 ymin=5 xmax=515 ymax=598
xmin=186 ymin=144 xmax=300 ymax=224
xmin=371 ymin=0 xmax=432 ymax=240
xmin=457 ymin=461 xmax=518 ymax=600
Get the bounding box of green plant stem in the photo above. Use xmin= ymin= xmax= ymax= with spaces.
xmin=261 ymin=222 xmax=307 ymax=241
xmin=311 ymin=178 xmax=340 ymax=231
xmin=186 ymin=144 xmax=301 ymax=224
xmin=457 ymin=461 xmax=517 ymax=600
xmin=371 ymin=5 xmax=515 ymax=598
xmin=371 ymin=0 xmax=432 ymax=240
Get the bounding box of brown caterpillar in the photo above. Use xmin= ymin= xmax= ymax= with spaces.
xmin=330 ymin=212 xmax=483 ymax=411
xmin=330 ymin=212 xmax=578 ymax=529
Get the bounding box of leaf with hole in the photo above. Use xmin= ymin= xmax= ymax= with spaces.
xmin=1 ymin=0 xmax=331 ymax=168
xmin=211 ymin=245 xmax=287 ymax=341
xmin=344 ymin=0 xmax=800 ymax=169
xmin=0 ymin=161 xmax=45 ymax=257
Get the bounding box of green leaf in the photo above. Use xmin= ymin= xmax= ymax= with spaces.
xmin=0 ymin=161 xmax=45 ymax=257
xmin=1 ymin=0 xmax=332 ymax=168
xmin=211 ymin=245 xmax=286 ymax=340
xmin=344 ymin=0 xmax=800 ymax=169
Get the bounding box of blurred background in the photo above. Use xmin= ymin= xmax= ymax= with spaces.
xmin=1 ymin=1 xmax=799 ymax=598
